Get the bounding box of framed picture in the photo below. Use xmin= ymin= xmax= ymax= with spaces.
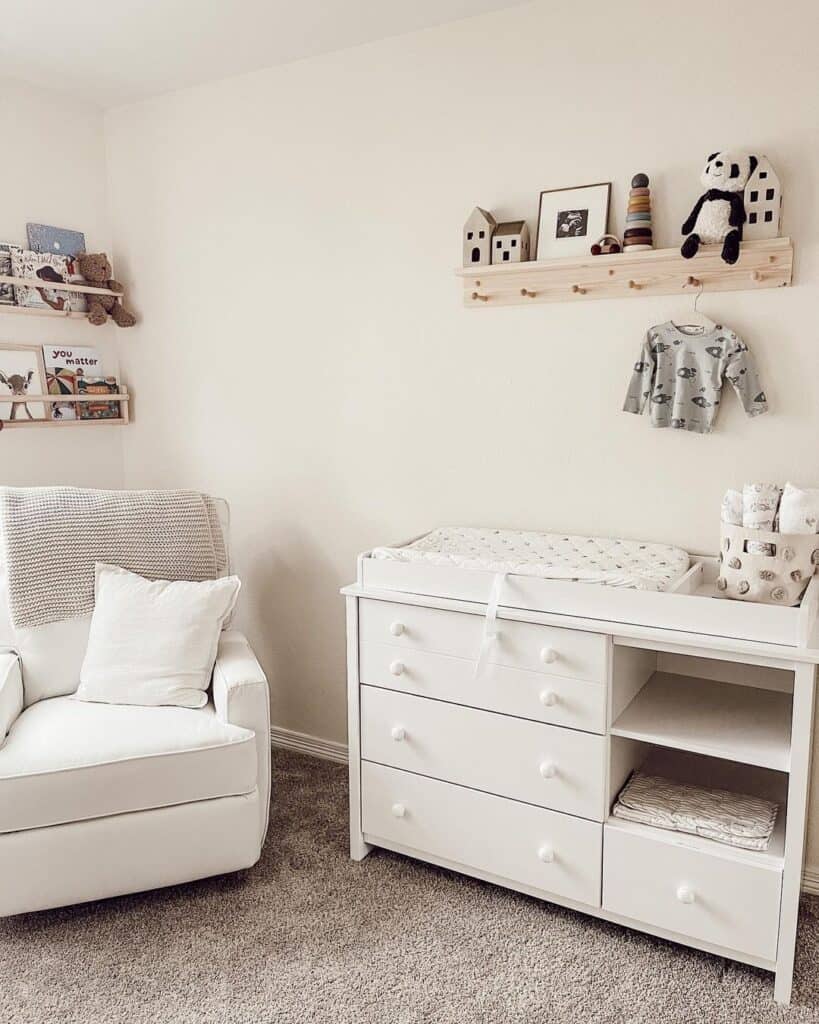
xmin=0 ymin=344 xmax=48 ymax=422
xmin=535 ymin=182 xmax=611 ymax=260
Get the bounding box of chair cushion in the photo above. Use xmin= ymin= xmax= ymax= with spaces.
xmin=0 ymin=498 xmax=232 ymax=707
xmin=0 ymin=696 xmax=256 ymax=833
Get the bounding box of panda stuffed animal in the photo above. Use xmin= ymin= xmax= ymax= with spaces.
xmin=681 ymin=151 xmax=758 ymax=264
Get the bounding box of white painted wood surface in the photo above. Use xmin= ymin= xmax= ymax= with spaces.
xmin=360 ymin=640 xmax=606 ymax=734
xmin=611 ymin=672 xmax=792 ymax=772
xmin=603 ymin=822 xmax=782 ymax=961
xmin=362 ymin=761 xmax=603 ymax=907
xmin=361 ymin=685 xmax=606 ymax=820
xmin=345 ymin=596 xmax=371 ymax=861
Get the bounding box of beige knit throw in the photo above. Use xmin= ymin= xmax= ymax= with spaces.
xmin=0 ymin=487 xmax=228 ymax=629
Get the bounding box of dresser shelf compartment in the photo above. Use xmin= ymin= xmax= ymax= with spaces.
xmin=456 ymin=238 xmax=793 ymax=307
xmin=610 ymin=671 xmax=792 ymax=772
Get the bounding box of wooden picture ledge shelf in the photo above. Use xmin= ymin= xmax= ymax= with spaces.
xmin=457 ymin=237 xmax=793 ymax=307
xmin=0 ymin=273 xmax=123 ymax=321
xmin=1 ymin=388 xmax=130 ymax=429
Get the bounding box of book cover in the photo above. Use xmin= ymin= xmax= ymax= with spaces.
xmin=43 ymin=346 xmax=102 ymax=421
xmin=26 ymin=224 xmax=86 ymax=258
xmin=0 ymin=243 xmax=17 ymax=305
xmin=77 ymin=375 xmax=121 ymax=420
xmin=11 ymin=248 xmax=75 ymax=312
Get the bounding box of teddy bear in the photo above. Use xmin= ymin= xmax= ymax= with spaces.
xmin=77 ymin=252 xmax=136 ymax=327
xmin=681 ymin=151 xmax=758 ymax=265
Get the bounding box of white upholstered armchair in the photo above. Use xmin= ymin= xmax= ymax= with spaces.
xmin=0 ymin=496 xmax=270 ymax=916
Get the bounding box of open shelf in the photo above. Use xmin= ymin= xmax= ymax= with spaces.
xmin=456 ymin=237 xmax=793 ymax=307
xmin=1 ymin=389 xmax=130 ymax=429
xmin=611 ymin=671 xmax=792 ymax=772
xmin=0 ymin=273 xmax=124 ymax=322
xmin=608 ymin=747 xmax=787 ymax=869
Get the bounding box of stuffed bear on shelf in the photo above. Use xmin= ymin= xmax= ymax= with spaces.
xmin=78 ymin=252 xmax=136 ymax=327
xmin=681 ymin=151 xmax=757 ymax=265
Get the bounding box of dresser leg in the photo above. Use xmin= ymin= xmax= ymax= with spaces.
xmin=774 ymin=663 xmax=816 ymax=1006
xmin=350 ymin=834 xmax=373 ymax=861
xmin=346 ymin=594 xmax=371 ymax=862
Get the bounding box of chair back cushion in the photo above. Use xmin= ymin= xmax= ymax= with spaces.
xmin=0 ymin=497 xmax=231 ymax=706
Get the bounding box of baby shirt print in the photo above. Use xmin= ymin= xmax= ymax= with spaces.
xmin=623 ymin=321 xmax=768 ymax=433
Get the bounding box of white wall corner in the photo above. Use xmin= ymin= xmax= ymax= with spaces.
xmin=271 ymin=725 xmax=348 ymax=765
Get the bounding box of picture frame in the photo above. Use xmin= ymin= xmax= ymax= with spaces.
xmin=535 ymin=182 xmax=611 ymax=261
xmin=0 ymin=343 xmax=48 ymax=422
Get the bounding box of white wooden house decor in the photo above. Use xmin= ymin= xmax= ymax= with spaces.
xmin=744 ymin=157 xmax=782 ymax=240
xmin=492 ymin=220 xmax=530 ymax=264
xmin=463 ymin=207 xmax=497 ymax=267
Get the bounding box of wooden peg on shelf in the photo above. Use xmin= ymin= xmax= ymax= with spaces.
xmin=471 ymin=291 xmax=489 ymax=303
xmin=571 ymin=284 xmax=587 ymax=295
xmin=520 ymin=288 xmax=537 ymax=298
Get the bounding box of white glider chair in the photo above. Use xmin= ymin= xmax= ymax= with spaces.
xmin=0 ymin=498 xmax=270 ymax=916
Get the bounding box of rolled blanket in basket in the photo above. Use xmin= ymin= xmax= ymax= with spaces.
xmin=0 ymin=487 xmax=227 ymax=629
xmin=779 ymin=482 xmax=819 ymax=535
xmin=720 ymin=489 xmax=742 ymax=526
xmin=742 ymin=482 xmax=781 ymax=555
xmin=612 ymin=771 xmax=779 ymax=851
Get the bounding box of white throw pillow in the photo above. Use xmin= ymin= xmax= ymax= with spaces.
xmin=76 ymin=564 xmax=241 ymax=708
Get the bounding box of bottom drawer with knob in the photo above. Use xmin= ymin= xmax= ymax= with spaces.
xmin=602 ymin=822 xmax=782 ymax=961
xmin=361 ymin=761 xmax=602 ymax=908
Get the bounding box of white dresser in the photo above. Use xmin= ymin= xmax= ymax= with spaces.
xmin=343 ymin=547 xmax=819 ymax=1005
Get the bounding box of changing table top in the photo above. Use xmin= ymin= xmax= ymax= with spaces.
xmin=372 ymin=526 xmax=691 ymax=593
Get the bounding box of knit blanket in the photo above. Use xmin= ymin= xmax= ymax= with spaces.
xmin=0 ymin=488 xmax=228 ymax=629
xmin=612 ymin=771 xmax=778 ymax=852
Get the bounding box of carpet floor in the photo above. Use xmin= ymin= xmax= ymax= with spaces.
xmin=2 ymin=749 xmax=819 ymax=1024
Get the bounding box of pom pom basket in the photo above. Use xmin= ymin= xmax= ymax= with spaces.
xmin=718 ymin=523 xmax=819 ymax=606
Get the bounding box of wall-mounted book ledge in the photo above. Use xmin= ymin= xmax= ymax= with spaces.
xmin=0 ymin=274 xmax=123 ymax=321
xmin=1 ymin=388 xmax=130 ymax=429
xmin=456 ymin=238 xmax=793 ymax=307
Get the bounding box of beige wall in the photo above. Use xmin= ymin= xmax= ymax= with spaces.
xmin=0 ymin=80 xmax=122 ymax=488
xmin=104 ymin=2 xmax=819 ymax=852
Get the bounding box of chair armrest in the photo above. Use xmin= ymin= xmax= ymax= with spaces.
xmin=0 ymin=651 xmax=23 ymax=746
xmin=212 ymin=630 xmax=271 ymax=841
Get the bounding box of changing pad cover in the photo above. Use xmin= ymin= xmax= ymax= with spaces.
xmin=372 ymin=527 xmax=690 ymax=593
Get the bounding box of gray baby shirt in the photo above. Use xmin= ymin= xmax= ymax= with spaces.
xmin=623 ymin=321 xmax=768 ymax=433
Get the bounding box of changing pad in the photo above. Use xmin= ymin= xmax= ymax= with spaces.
xmin=372 ymin=527 xmax=690 ymax=593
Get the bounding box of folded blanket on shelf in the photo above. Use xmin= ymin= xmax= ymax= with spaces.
xmin=612 ymin=771 xmax=779 ymax=851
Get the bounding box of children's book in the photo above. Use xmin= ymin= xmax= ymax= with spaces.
xmin=43 ymin=346 xmax=102 ymax=421
xmin=0 ymin=244 xmax=17 ymax=305
xmin=77 ymin=375 xmax=121 ymax=419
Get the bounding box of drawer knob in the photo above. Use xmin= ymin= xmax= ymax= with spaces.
xmin=537 ymin=844 xmax=555 ymax=863
xmin=676 ymin=884 xmax=696 ymax=904
xmin=539 ymin=760 xmax=558 ymax=779
xmin=391 ymin=802 xmax=406 ymax=819
xmin=390 ymin=726 xmax=406 ymax=742
xmin=539 ymin=690 xmax=558 ymax=708
xmin=389 ymin=622 xmax=405 ymax=637
xmin=389 ymin=660 xmax=405 ymax=676
xmin=540 ymin=647 xmax=558 ymax=665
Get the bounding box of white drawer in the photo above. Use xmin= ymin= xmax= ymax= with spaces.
xmin=362 ymin=761 xmax=602 ymax=908
xmin=359 ymin=600 xmax=607 ymax=683
xmin=602 ymin=823 xmax=782 ymax=961
xmin=361 ymin=685 xmax=606 ymax=820
xmin=360 ymin=641 xmax=606 ymax=734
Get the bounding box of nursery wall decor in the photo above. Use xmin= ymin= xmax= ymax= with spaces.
xmin=681 ymin=151 xmax=756 ymax=265
xmin=462 ymin=207 xmax=496 ymax=266
xmin=0 ymin=343 xmax=48 ymax=421
xmin=492 ymin=220 xmax=530 ymax=264
xmin=0 ymin=244 xmax=15 ymax=306
xmin=623 ymin=173 xmax=654 ymax=252
xmin=590 ymin=233 xmax=621 ymax=255
xmin=10 ymin=248 xmax=76 ymax=312
xmin=77 ymin=253 xmax=136 ymax=327
xmin=743 ymin=156 xmax=782 ymax=240
xmin=535 ymin=182 xmax=610 ymax=260
xmin=26 ymin=223 xmax=86 ymax=258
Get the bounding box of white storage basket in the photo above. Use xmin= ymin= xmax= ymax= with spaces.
xmin=718 ymin=523 xmax=819 ymax=606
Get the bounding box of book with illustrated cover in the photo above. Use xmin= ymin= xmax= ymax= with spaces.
xmin=77 ymin=375 xmax=121 ymax=419
xmin=0 ymin=243 xmax=17 ymax=305
xmin=11 ymin=248 xmax=77 ymax=312
xmin=43 ymin=346 xmax=102 ymax=420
